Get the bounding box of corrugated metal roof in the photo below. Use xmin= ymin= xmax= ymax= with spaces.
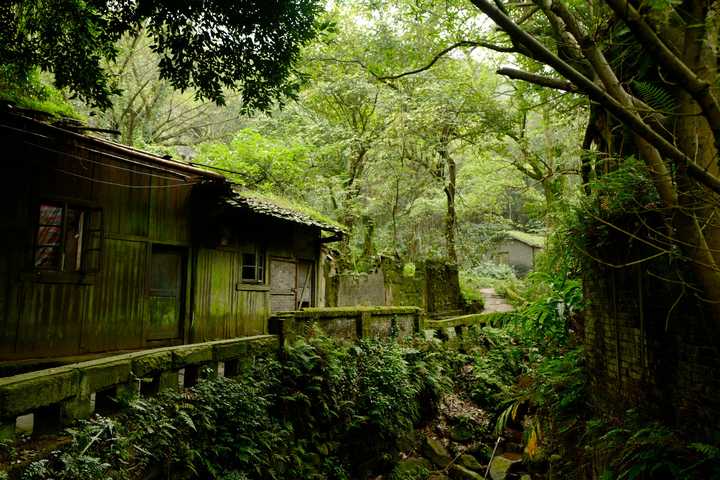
xmin=226 ymin=188 xmax=346 ymax=234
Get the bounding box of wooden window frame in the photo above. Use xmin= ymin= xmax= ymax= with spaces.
xmin=27 ymin=200 xmax=103 ymax=284
xmin=240 ymin=248 xmax=266 ymax=284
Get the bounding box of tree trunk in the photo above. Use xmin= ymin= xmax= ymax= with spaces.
xmin=438 ymin=129 xmax=458 ymax=265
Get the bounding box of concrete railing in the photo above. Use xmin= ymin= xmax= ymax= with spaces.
xmin=423 ymin=311 xmax=514 ymax=340
xmin=0 ymin=335 xmax=277 ymax=440
xmin=269 ymin=306 xmax=423 ymax=343
xmin=0 ymin=307 xmax=507 ymax=441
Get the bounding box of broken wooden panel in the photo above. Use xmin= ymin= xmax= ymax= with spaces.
xmin=296 ymin=260 xmax=314 ymax=308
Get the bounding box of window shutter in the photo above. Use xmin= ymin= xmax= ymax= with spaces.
xmin=83 ymin=208 xmax=103 ymax=273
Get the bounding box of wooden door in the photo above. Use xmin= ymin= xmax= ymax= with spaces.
xmin=147 ymin=246 xmax=185 ymax=341
xmin=296 ymin=260 xmax=314 ymax=308
xmin=270 ymin=258 xmax=297 ymax=312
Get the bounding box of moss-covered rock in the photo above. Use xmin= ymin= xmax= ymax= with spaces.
xmin=391 ymin=457 xmax=433 ymax=479
xmin=449 ymin=463 xmax=484 ymax=480
xmin=459 ymin=454 xmax=484 ymax=471
xmin=423 ymin=437 xmax=452 ymax=468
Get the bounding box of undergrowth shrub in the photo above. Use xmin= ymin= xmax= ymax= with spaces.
xmin=576 ymin=411 xmax=720 ymax=480
xmin=15 ymin=334 xmax=448 ymax=480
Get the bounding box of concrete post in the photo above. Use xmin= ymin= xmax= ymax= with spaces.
xmin=158 ymin=370 xmax=180 ymax=392
xmin=60 ymin=394 xmax=93 ymax=425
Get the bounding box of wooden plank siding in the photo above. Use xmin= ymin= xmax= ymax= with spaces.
xmin=0 ymin=112 xmax=327 ymax=362
xmin=86 ymin=239 xmax=147 ymax=352
xmin=193 ymin=249 xmax=270 ymax=342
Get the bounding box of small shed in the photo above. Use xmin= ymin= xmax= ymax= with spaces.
xmin=495 ymin=230 xmax=545 ymax=275
xmin=0 ymin=108 xmax=343 ymax=362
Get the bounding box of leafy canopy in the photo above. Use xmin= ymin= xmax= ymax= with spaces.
xmin=0 ymin=0 xmax=323 ymax=110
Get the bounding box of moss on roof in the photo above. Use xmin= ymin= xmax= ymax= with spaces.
xmin=506 ymin=230 xmax=545 ymax=248
xmin=228 ymin=188 xmax=346 ymax=233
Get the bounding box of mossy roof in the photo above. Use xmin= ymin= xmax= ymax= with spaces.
xmin=505 ymin=230 xmax=545 ymax=248
xmin=226 ymin=187 xmax=346 ymax=234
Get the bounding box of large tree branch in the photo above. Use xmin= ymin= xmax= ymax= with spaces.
xmin=469 ymin=0 xmax=720 ymax=194
xmin=497 ymin=67 xmax=577 ymax=92
xmin=605 ymin=0 xmax=720 ymax=152
xmin=377 ymin=40 xmax=517 ymax=81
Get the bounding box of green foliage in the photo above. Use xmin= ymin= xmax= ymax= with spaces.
xmin=17 ymin=335 xmax=447 ymax=479
xmin=630 ymin=81 xmax=677 ymax=114
xmin=505 ymin=272 xmax=583 ymax=346
xmin=0 ymin=0 xmax=322 ymax=110
xmin=460 ymin=262 xmax=518 ymax=299
xmin=580 ymin=412 xmax=720 ymax=480
xmin=196 ymin=129 xmax=312 ymax=198
xmin=563 ymin=157 xmax=663 ymax=271
xmin=0 ymin=67 xmax=78 ymax=118
xmin=452 ymin=327 xmax=527 ymax=410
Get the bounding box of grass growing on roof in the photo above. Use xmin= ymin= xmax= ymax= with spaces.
xmin=235 ymin=188 xmax=346 ymax=231
xmin=506 ymin=230 xmax=545 ymax=248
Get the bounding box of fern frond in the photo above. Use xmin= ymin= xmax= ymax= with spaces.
xmin=630 ymin=80 xmax=677 ymax=114
xmin=689 ymin=442 xmax=720 ymax=459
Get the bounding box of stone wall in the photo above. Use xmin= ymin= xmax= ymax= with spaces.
xmin=269 ymin=306 xmax=422 ymax=343
xmin=335 ymin=271 xmax=387 ymax=307
xmin=328 ymin=259 xmax=461 ymax=316
xmin=424 ymin=261 xmax=462 ymax=315
xmin=583 ymin=264 xmax=720 ymax=435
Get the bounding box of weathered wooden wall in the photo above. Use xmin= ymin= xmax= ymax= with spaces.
xmin=0 ymin=115 xmax=323 ymax=361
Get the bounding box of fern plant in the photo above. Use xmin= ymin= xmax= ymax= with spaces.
xmin=630 ymin=80 xmax=677 ymax=114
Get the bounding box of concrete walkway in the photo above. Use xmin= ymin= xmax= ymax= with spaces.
xmin=479 ymin=288 xmax=513 ymax=313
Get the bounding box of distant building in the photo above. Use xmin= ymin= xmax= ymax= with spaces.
xmin=494 ymin=230 xmax=545 ymax=275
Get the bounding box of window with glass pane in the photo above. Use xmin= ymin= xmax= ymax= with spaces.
xmin=241 ymin=251 xmax=265 ymax=283
xmin=35 ymin=204 xmax=63 ymax=269
xmin=34 ymin=202 xmax=96 ymax=272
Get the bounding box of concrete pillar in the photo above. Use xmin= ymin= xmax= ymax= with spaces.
xmin=60 ymin=395 xmax=93 ymax=425
xmin=158 ymin=370 xmax=180 ymax=392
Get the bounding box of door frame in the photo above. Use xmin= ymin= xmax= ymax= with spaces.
xmin=145 ymin=243 xmax=188 ymax=345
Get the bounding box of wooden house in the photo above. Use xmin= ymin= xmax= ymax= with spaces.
xmin=0 ymin=109 xmax=343 ymax=362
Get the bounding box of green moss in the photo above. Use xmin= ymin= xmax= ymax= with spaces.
xmin=295 ymin=306 xmax=421 ymax=318
xmin=505 ymin=230 xmax=545 ymax=248
xmin=0 ymin=68 xmax=82 ymax=120
xmin=235 ymin=189 xmax=346 ymax=232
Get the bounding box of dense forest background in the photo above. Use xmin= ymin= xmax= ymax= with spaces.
xmin=3 ymin=0 xmax=720 ymax=478
xmin=1 ymin=0 xmax=585 ymax=280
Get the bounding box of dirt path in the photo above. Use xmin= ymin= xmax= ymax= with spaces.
xmin=479 ymin=288 xmax=513 ymax=313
